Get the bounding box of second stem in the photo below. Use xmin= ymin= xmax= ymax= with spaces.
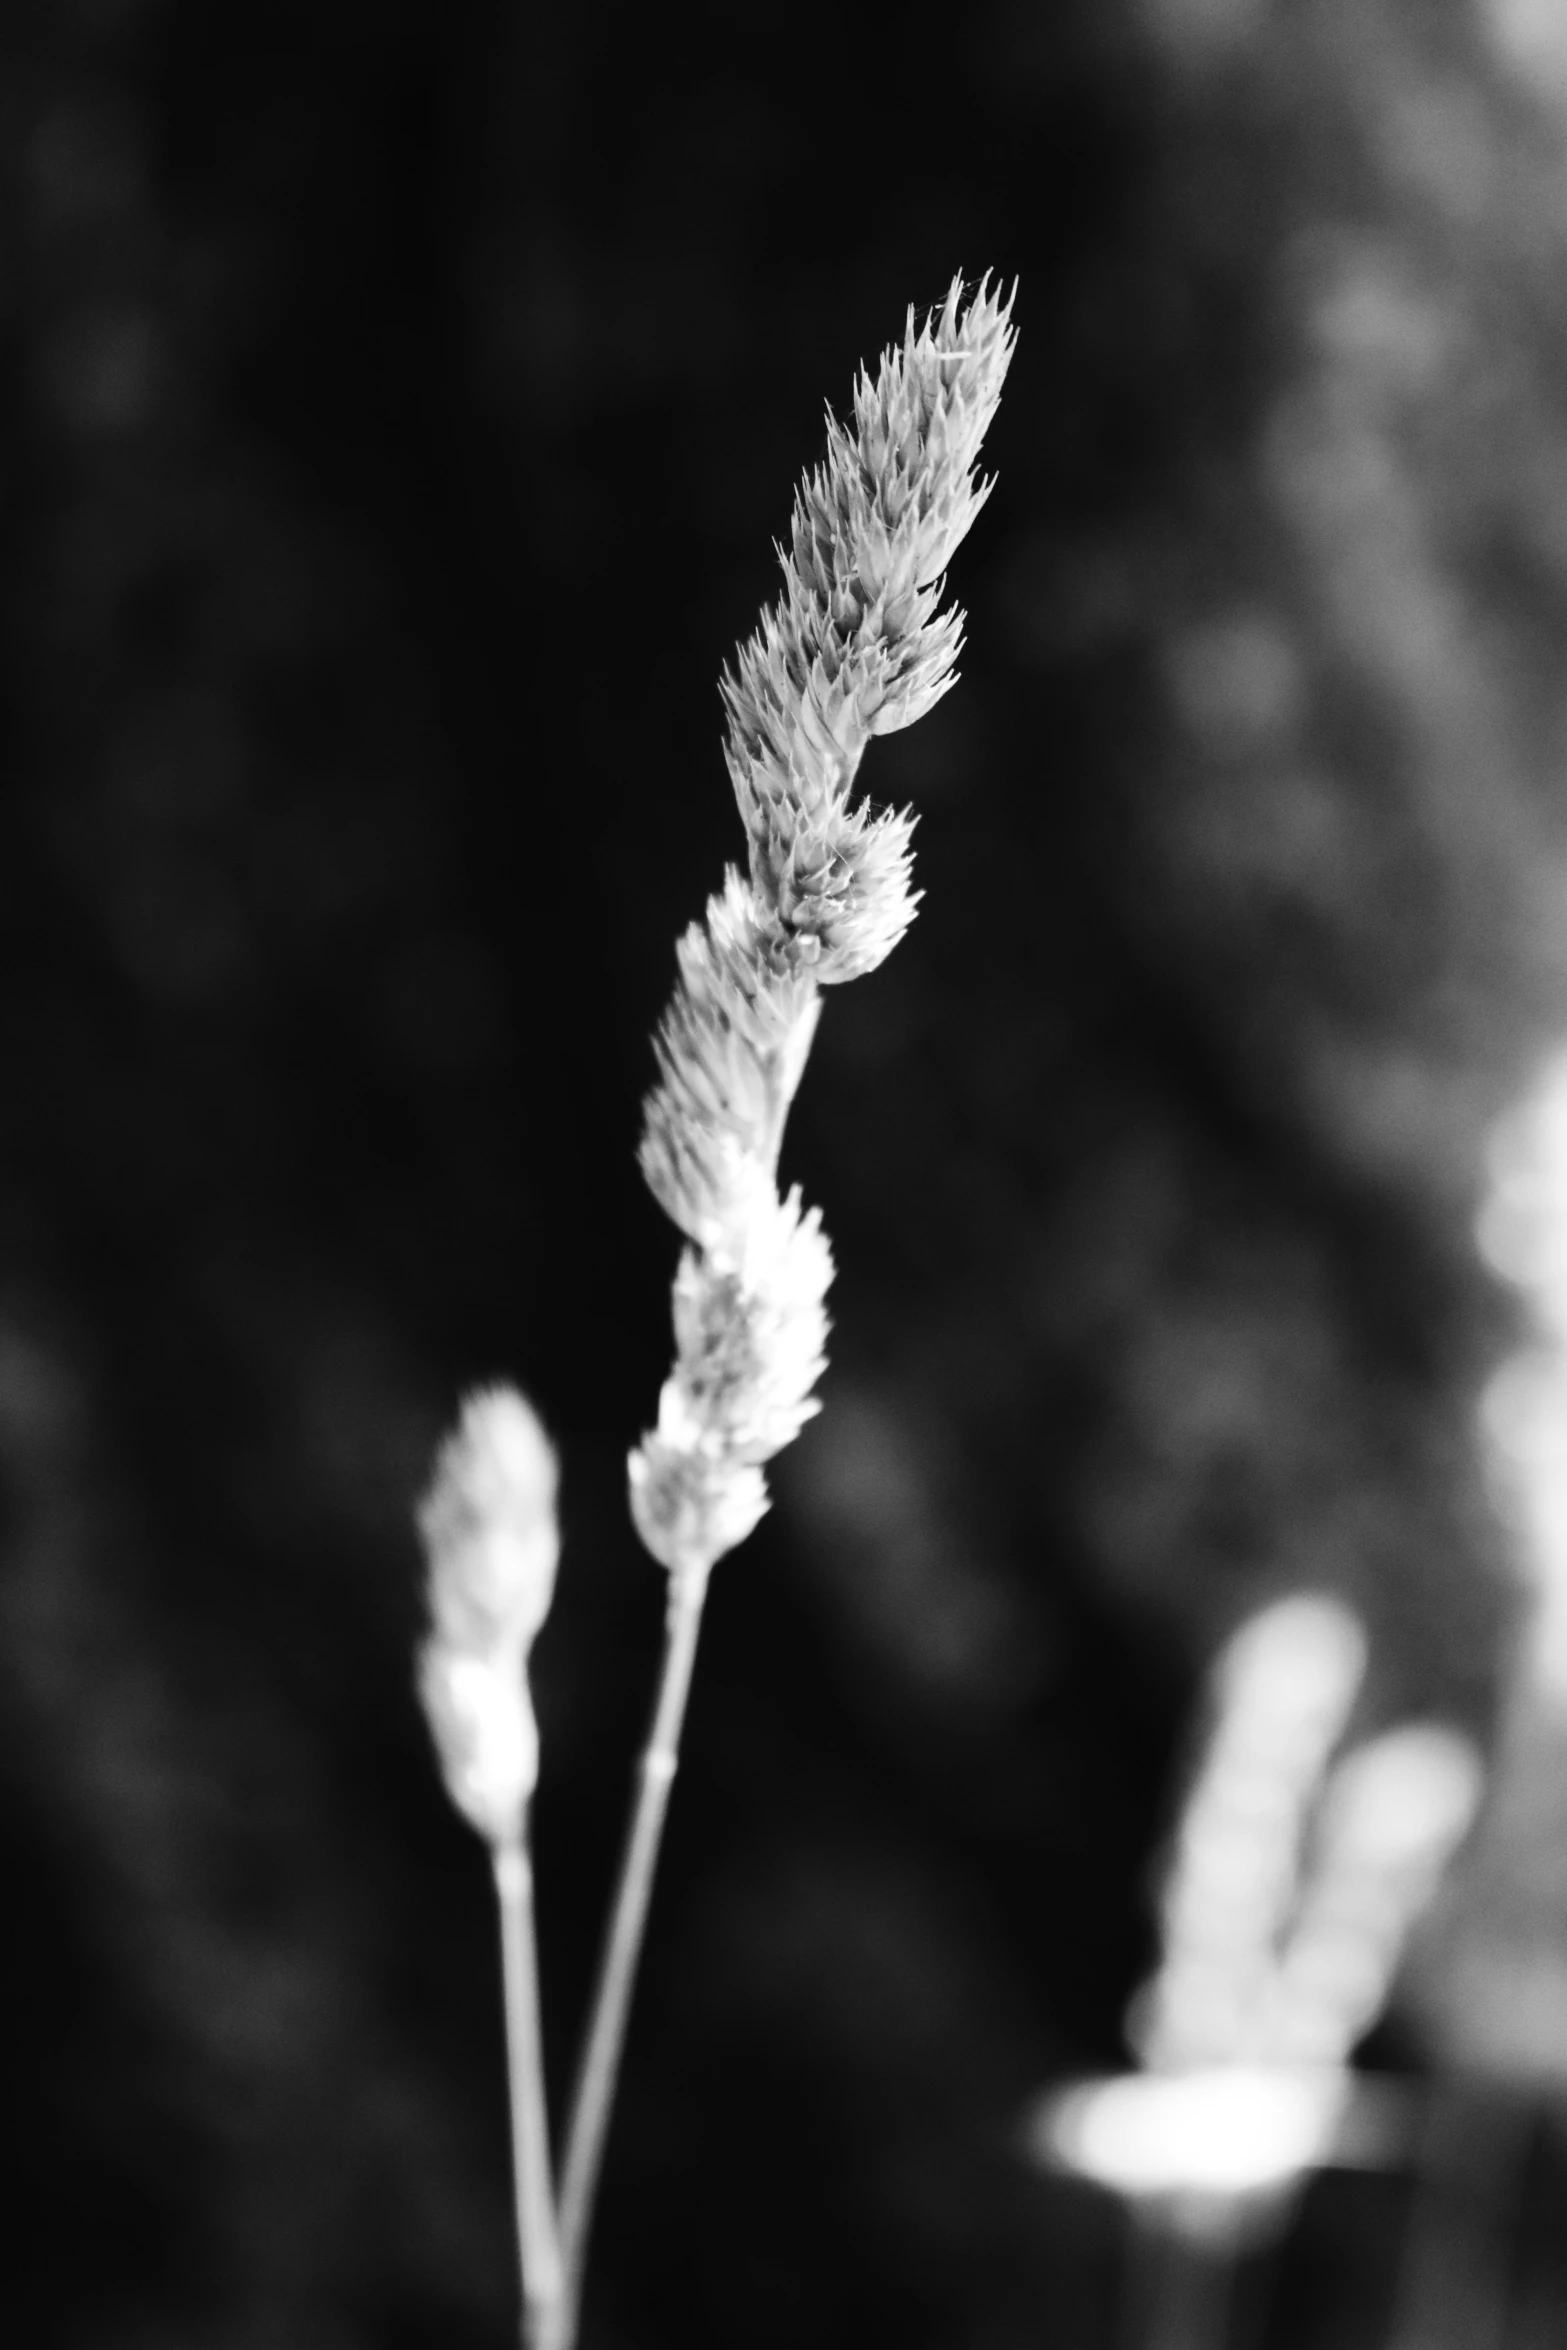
xmin=555 ymin=1569 xmax=709 ymax=2337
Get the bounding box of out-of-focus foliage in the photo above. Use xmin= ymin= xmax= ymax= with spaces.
xmin=6 ymin=1 xmax=1567 ymax=2345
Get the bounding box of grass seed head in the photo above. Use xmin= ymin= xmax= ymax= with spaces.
xmin=631 ymin=273 xmax=1015 ymax=1579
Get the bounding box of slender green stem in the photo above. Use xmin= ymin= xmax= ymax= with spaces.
xmin=556 ymin=1570 xmax=709 ymax=2339
xmin=1385 ymin=2074 xmax=1526 ymax=2350
xmin=493 ymin=1828 xmax=565 ymax=2350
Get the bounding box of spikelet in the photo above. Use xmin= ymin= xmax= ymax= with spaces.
xmin=638 ymin=868 xmax=821 ymax=1246
xmin=722 ymin=274 xmax=1016 ymax=865
xmin=720 ymin=271 xmax=1016 ymax=986
xmin=417 ymin=1385 xmax=560 ymax=1843
xmin=631 ymin=276 xmax=1017 ymax=1585
xmin=630 ymin=1185 xmax=834 ymax=1581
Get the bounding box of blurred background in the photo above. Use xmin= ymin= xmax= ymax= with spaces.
xmin=9 ymin=0 xmax=1567 ymax=2342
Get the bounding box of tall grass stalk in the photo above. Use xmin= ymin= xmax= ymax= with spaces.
xmin=556 ymin=1574 xmax=706 ymax=2326
xmin=418 ymin=276 xmax=1016 ymax=2350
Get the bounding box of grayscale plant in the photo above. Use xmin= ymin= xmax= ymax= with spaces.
xmin=416 ymin=272 xmax=1017 ymax=2350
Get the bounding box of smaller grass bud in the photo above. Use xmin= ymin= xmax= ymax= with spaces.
xmin=416 ymin=1384 xmax=560 ymax=1844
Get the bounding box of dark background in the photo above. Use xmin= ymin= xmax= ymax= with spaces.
xmin=6 ymin=0 xmax=1567 ymax=2343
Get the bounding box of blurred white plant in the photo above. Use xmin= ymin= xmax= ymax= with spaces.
xmin=1261 ymin=1721 xmax=1482 ymax=2069
xmin=1477 ymin=1046 xmax=1567 ymax=1702
xmin=1131 ymin=1593 xmax=1369 ymax=2075
xmin=1037 ymin=1591 xmax=1483 ymax=2264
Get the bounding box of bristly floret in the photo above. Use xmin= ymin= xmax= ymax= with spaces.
xmin=721 ymin=270 xmax=1016 ymax=971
